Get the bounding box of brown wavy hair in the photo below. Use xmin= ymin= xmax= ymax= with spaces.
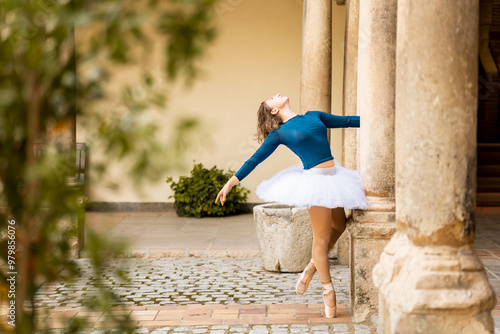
xmin=255 ymin=100 xmax=283 ymax=144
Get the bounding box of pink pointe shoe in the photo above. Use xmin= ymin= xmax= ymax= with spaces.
xmin=322 ymin=280 xmax=337 ymax=318
xmin=295 ymin=259 xmax=316 ymax=295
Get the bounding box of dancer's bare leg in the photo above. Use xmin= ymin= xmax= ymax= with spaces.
xmin=307 ymin=206 xmax=333 ymax=283
xmin=298 ymin=208 xmax=346 ymax=294
xmin=308 ymin=206 xmax=337 ymax=317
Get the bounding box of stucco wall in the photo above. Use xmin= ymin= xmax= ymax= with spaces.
xmin=77 ymin=1 xmax=347 ymax=204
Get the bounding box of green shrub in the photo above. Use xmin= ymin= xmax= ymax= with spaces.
xmin=166 ymin=162 xmax=250 ymax=218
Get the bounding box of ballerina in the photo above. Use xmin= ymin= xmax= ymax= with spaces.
xmin=215 ymin=93 xmax=368 ymax=318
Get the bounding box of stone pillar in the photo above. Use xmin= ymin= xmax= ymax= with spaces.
xmin=300 ymin=0 xmax=332 ymax=136
xmin=301 ymin=0 xmax=337 ymax=260
xmin=373 ymin=1 xmax=497 ymax=333
xmin=336 ymin=0 xmax=360 ymax=266
xmin=347 ymin=0 xmax=397 ymax=322
xmin=342 ymin=0 xmax=359 ymax=171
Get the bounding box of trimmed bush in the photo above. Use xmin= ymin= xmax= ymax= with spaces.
xmin=166 ymin=163 xmax=250 ymax=218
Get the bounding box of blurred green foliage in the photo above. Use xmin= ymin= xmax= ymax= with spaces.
xmin=167 ymin=163 xmax=250 ymax=218
xmin=0 ymin=0 xmax=220 ymax=332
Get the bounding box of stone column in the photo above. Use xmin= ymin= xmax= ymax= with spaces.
xmin=347 ymin=0 xmax=397 ymax=322
xmin=342 ymin=0 xmax=359 ymax=171
xmin=373 ymin=1 xmax=496 ymax=333
xmin=301 ymin=0 xmax=337 ymax=259
xmin=300 ymin=0 xmax=332 ymax=137
xmin=336 ymin=0 xmax=360 ymax=266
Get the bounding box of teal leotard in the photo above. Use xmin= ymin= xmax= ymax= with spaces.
xmin=234 ymin=111 xmax=360 ymax=181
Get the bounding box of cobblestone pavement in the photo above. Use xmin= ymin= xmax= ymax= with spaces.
xmin=34 ymin=258 xmax=375 ymax=333
xmin=35 ymin=258 xmax=349 ymax=309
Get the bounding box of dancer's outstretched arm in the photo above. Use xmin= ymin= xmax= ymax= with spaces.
xmin=310 ymin=110 xmax=360 ymax=128
xmin=216 ymin=128 xmax=281 ymax=206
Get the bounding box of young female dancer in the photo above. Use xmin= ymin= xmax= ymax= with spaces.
xmin=215 ymin=93 xmax=368 ymax=318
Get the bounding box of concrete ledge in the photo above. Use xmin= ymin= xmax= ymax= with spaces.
xmin=80 ymin=247 xmax=262 ymax=258
xmin=87 ymin=202 xmax=261 ymax=213
xmin=87 ymin=202 xmax=174 ymax=212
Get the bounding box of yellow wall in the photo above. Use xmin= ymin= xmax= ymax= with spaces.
xmin=77 ymin=1 xmax=347 ymax=204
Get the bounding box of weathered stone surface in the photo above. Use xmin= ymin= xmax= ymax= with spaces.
xmin=348 ymin=218 xmax=395 ymax=323
xmin=374 ymin=232 xmax=496 ymax=334
xmin=300 ymin=0 xmax=332 ymax=121
xmin=349 ymin=0 xmax=397 ymax=322
xmin=335 ymin=232 xmax=349 ymax=264
xmin=374 ymin=0 xmax=497 ymax=332
xmin=253 ymin=204 xmax=313 ymax=273
xmin=357 ymin=0 xmax=397 ymax=198
xmin=394 ymin=0 xmax=478 ymax=247
xmin=341 ymin=0 xmax=361 ymax=266
xmin=342 ymin=0 xmax=360 ymax=171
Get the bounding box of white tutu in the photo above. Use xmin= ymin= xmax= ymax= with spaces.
xmin=255 ymin=159 xmax=368 ymax=210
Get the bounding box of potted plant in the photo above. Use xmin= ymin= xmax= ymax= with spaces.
xmin=167 ymin=163 xmax=250 ymax=218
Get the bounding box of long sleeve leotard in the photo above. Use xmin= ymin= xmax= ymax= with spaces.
xmin=234 ymin=110 xmax=360 ymax=181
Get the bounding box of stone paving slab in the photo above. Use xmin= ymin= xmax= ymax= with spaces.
xmin=40 ymin=323 xmax=376 ymax=334
xmin=36 ymin=303 xmax=350 ymax=327
xmin=85 ymin=208 xmax=500 ymax=259
xmin=85 ymin=212 xmax=261 ymax=258
xmin=120 ymin=248 xmax=261 ymax=259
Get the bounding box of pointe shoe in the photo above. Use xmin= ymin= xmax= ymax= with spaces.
xmin=295 ymin=259 xmax=316 ymax=295
xmin=322 ymin=281 xmax=337 ymax=318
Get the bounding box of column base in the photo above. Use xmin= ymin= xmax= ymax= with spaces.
xmin=335 ymin=232 xmax=350 ymax=264
xmin=374 ymin=232 xmax=497 ymax=334
xmin=347 ymin=196 xmax=397 ymax=322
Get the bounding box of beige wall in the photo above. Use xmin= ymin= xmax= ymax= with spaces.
xmin=77 ymin=1 xmax=347 ymax=204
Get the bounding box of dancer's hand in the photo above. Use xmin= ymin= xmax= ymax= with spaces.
xmin=215 ymin=176 xmax=239 ymax=206
xmin=216 ymin=186 xmax=230 ymax=206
